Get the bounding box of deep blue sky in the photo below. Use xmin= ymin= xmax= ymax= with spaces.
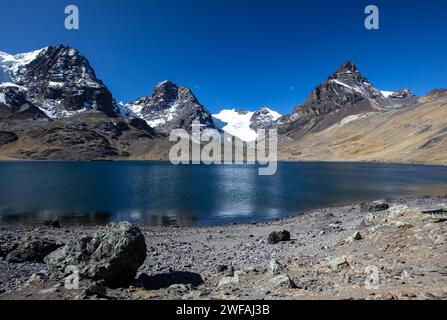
xmin=1 ymin=0 xmax=446 ymax=114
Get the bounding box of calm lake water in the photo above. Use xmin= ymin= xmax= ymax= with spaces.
xmin=0 ymin=161 xmax=446 ymax=226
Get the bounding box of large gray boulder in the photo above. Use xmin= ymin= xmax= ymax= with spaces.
xmin=44 ymin=222 xmax=147 ymax=288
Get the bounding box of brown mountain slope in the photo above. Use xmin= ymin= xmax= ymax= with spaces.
xmin=0 ymin=112 xmax=171 ymax=161
xmin=1 ymin=91 xmax=446 ymax=164
xmin=278 ymin=91 xmax=447 ymax=164
xmin=278 ymin=61 xmax=416 ymax=140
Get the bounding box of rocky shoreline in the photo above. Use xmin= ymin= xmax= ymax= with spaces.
xmin=0 ymin=195 xmax=446 ymax=300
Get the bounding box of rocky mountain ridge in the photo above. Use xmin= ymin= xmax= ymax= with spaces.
xmin=0 ymin=48 xmax=44 ymax=83
xmin=280 ymin=61 xmax=417 ymax=139
xmin=1 ymin=46 xmax=120 ymax=118
xmin=126 ymin=80 xmax=217 ymax=135
xmin=0 ymin=45 xmax=445 ymax=164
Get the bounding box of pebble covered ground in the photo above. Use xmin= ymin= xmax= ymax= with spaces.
xmin=0 ymin=194 xmax=446 ymax=300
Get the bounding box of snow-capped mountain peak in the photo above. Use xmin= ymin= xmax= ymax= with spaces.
xmin=0 ymin=48 xmax=47 ymax=84
xmin=213 ymin=106 xmax=282 ymax=142
xmin=250 ymin=106 xmax=282 ymax=129
xmin=213 ymin=109 xmax=257 ymax=142
xmin=289 ymin=61 xmax=394 ymax=123
xmin=127 ymin=80 xmax=216 ymax=135
xmin=1 ymin=45 xmax=119 ymax=118
xmin=328 ymin=61 xmax=383 ymax=100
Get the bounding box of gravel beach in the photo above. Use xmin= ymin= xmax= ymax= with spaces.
xmin=0 ymin=194 xmax=446 ymax=300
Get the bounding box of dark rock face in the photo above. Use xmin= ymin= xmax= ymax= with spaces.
xmin=249 ymin=107 xmax=283 ymax=130
xmin=44 ymin=222 xmax=147 ymax=288
xmin=92 ymin=120 xmax=132 ymax=140
xmin=292 ymin=61 xmax=382 ymax=119
xmin=15 ymin=45 xmax=119 ymax=118
xmin=128 ymin=81 xmax=216 ymax=135
xmin=0 ymin=131 xmax=18 ymax=146
xmin=128 ymin=117 xmax=158 ymax=136
xmin=280 ymin=61 xmax=388 ymax=139
xmin=1 ymin=48 xmax=165 ymax=160
xmin=268 ymin=230 xmax=291 ymax=244
xmin=6 ymin=235 xmax=63 ymax=263
xmin=0 ymin=85 xmax=48 ymax=120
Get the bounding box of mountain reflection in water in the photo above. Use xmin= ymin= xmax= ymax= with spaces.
xmin=0 ymin=161 xmax=446 ymax=226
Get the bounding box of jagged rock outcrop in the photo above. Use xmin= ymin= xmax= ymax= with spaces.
xmin=0 ymin=48 xmax=44 ymax=84
xmin=0 ymin=83 xmax=47 ymax=120
xmin=280 ymin=61 xmax=415 ymax=139
xmin=249 ymin=106 xmax=283 ymax=130
xmin=0 ymin=45 xmax=165 ymax=160
xmin=291 ymin=61 xmax=382 ymax=119
xmin=127 ymin=80 xmax=216 ymax=135
xmin=12 ymin=45 xmax=120 ymax=118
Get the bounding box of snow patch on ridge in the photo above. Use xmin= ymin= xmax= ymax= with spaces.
xmin=0 ymin=82 xmax=27 ymax=90
xmin=380 ymin=91 xmax=394 ymax=98
xmin=128 ymin=100 xmax=181 ymax=128
xmin=116 ymin=102 xmax=137 ymax=117
xmin=213 ymin=107 xmax=282 ymax=142
xmin=260 ymin=107 xmax=281 ymax=120
xmin=146 ymin=102 xmax=180 ymax=128
xmin=0 ymin=48 xmax=46 ymax=84
xmin=338 ymin=113 xmax=370 ymax=125
xmin=213 ymin=109 xmax=258 ymax=142
xmin=330 ymin=79 xmax=365 ymax=95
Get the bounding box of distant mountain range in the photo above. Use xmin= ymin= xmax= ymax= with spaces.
xmin=0 ymin=44 xmax=445 ymax=163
